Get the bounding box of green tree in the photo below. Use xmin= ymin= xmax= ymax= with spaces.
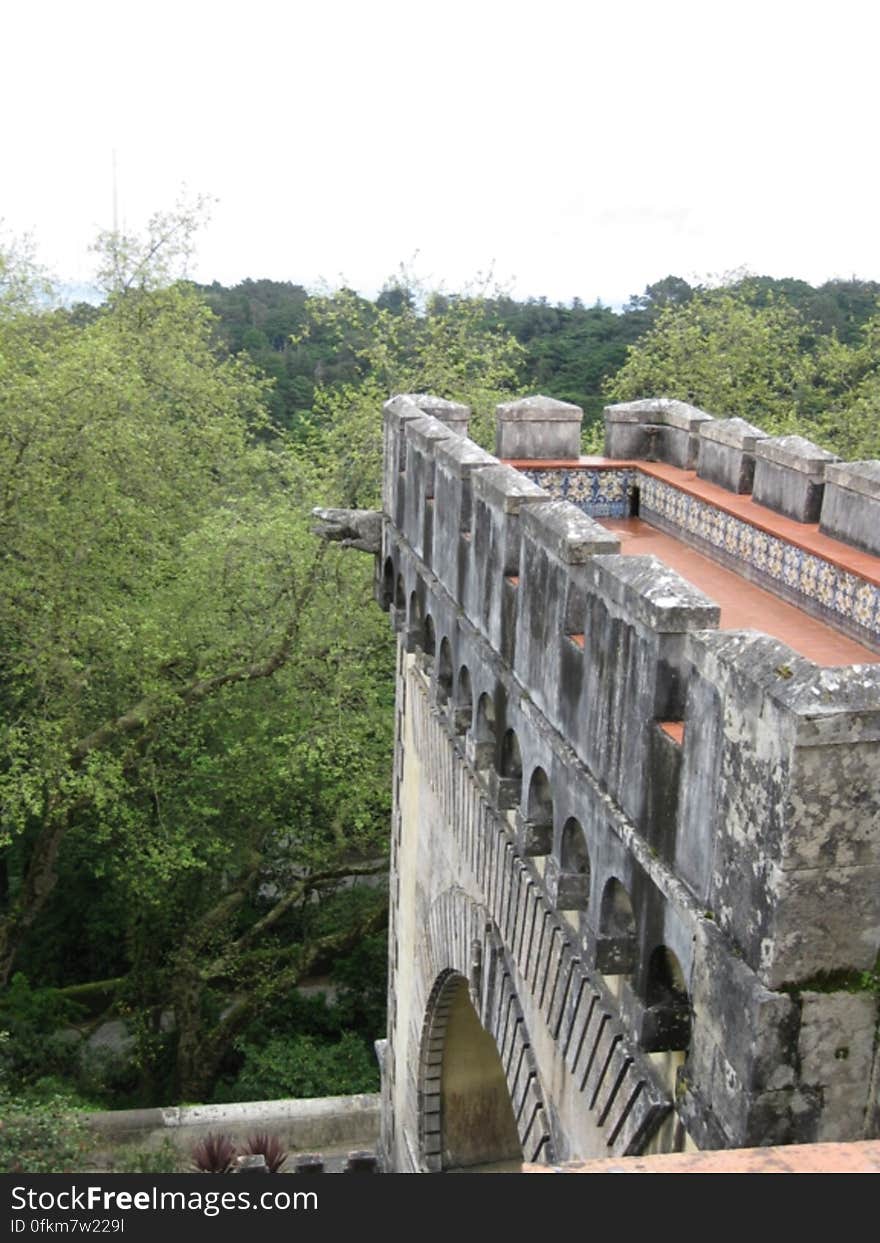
xmin=605 ymin=283 xmax=822 ymax=433
xmin=299 ymin=279 xmax=526 ymax=508
xmin=0 ymin=212 xmax=389 ymax=1002
xmin=605 ymin=278 xmax=880 ymax=459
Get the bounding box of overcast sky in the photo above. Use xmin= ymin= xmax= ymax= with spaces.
xmin=3 ymin=1 xmax=879 ymax=306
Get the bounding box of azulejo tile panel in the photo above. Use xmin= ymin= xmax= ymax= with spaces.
xmin=517 ymin=466 xmax=880 ymax=647
xmin=640 ymin=475 xmax=880 ymax=645
xmin=521 ymin=468 xmax=634 ymax=519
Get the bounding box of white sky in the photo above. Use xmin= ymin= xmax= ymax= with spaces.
xmin=3 ymin=0 xmax=879 ymax=306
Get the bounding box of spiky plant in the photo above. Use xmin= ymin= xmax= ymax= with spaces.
xmin=191 ymin=1132 xmax=237 ymax=1174
xmin=242 ymin=1132 xmax=288 ymax=1174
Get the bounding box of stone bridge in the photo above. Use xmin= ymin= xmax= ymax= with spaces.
xmin=372 ymin=393 xmax=880 ymax=1171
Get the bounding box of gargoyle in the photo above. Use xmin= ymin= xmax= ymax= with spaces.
xmin=311 ymin=507 xmax=383 ymax=554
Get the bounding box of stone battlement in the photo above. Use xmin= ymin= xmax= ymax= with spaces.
xmin=376 ymin=393 xmax=880 ymax=1170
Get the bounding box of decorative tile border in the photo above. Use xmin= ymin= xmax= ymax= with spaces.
xmin=513 ymin=465 xmax=880 ymax=651
xmin=520 ymin=467 xmax=635 ymax=519
xmin=639 ymin=475 xmax=880 ymax=646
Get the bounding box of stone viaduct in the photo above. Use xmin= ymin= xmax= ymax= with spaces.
xmin=370 ymin=392 xmax=880 ymax=1171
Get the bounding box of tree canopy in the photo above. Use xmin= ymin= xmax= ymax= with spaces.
xmin=0 ymin=214 xmax=396 ymax=1101
xmin=605 ymin=278 xmax=880 ymax=458
xmin=3 ymin=215 xmax=880 ymax=1123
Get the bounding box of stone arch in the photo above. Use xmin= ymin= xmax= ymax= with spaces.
xmin=436 ymin=637 xmax=453 ymax=705
xmin=472 ymin=691 xmax=496 ymax=770
xmin=416 ymin=888 xmax=554 ymax=1170
xmin=555 ymin=817 xmax=591 ymax=911
xmin=418 ymin=971 xmax=521 ymax=1171
xmin=520 ymin=766 xmax=553 ymax=856
xmin=423 ymin=614 xmax=436 ymax=663
xmin=643 ymin=945 xmax=691 ymax=1054
xmin=454 ymin=665 xmax=473 ymax=735
xmin=596 ymin=877 xmax=637 ymax=974
xmin=381 ymin=556 xmax=395 ymax=610
xmin=409 ymin=589 xmax=423 ymax=634
xmin=495 ymin=727 xmax=523 ymax=810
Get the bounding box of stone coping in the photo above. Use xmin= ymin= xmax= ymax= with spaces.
xmin=755 ymin=434 xmax=839 ymax=475
xmin=520 ymin=500 xmax=620 ymax=563
xmin=496 ymin=394 xmax=583 ymax=422
xmin=825 ymin=460 xmax=880 ymax=499
xmin=503 ymin=458 xmax=880 ymax=590
xmin=407 ymin=413 xmax=456 ymax=453
xmin=472 ymin=463 xmax=551 ymax=513
xmin=698 ymin=416 xmax=767 ymax=450
xmin=604 ymin=398 xmax=713 ymax=431
xmin=402 ymin=392 xmax=470 ymax=423
xmin=86 ymin=1093 xmax=382 ymax=1147
xmin=434 ymin=435 xmax=497 ymax=477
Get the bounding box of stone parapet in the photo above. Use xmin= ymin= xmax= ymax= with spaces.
xmin=378 ymin=391 xmax=880 ymax=1167
xmin=820 ymin=460 xmax=880 ymax=555
xmin=496 ymin=394 xmax=584 ymax=460
xmin=697 ymin=416 xmax=767 ymax=493
xmin=753 ymin=434 xmax=839 ymax=523
xmin=603 ymin=398 xmax=714 ymax=468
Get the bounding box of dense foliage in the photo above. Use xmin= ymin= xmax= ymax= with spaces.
xmin=606 ymin=278 xmax=880 ymax=458
xmin=197 ymin=271 xmax=880 ymax=454
xmin=2 ymin=208 xmax=879 ymax=1147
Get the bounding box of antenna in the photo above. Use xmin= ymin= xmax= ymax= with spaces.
xmin=112 ymin=148 xmax=118 ymax=233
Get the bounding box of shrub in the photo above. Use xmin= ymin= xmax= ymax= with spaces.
xmin=0 ymin=1088 xmax=92 ymax=1173
xmin=114 ymin=1138 xmax=181 ymax=1174
xmin=242 ymin=1132 xmax=288 ymax=1173
xmin=191 ymin=1133 xmax=237 ymax=1173
xmin=213 ymin=1031 xmax=378 ymax=1103
xmin=0 ymin=974 xmax=84 ymax=1087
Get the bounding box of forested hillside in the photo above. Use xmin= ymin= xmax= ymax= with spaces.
xmin=196 ymin=271 xmax=880 ymax=448
xmin=2 ymin=208 xmax=880 ymax=1172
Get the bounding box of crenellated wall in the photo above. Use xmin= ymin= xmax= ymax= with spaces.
xmin=376 ymin=392 xmax=880 ymax=1171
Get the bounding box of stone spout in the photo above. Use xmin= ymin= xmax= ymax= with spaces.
xmin=311 ymin=507 xmax=382 ymax=554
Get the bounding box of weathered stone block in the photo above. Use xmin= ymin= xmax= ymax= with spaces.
xmin=785 ymin=740 xmax=880 ymax=871
xmin=763 ymin=861 xmax=880 ymax=985
xmin=752 ymin=434 xmax=838 ymax=523
xmin=697 ymin=417 xmax=767 ymax=493
xmin=603 ymin=398 xmax=713 ymax=468
xmin=689 ymin=921 xmax=799 ymax=1093
xmin=581 ymin=555 xmax=720 ymax=634
xmin=820 ymin=460 xmax=880 ymax=555
xmin=496 ymin=395 xmax=583 ymax=461
xmin=519 ymin=500 xmax=620 ymax=563
xmin=797 ymin=991 xmax=878 ymax=1089
xmin=403 ymin=393 xmax=470 ymax=434
xmin=594 ymin=934 xmax=637 ymax=975
xmin=639 ymin=1002 xmax=691 ymax=1054
xmin=514 ymin=811 xmax=552 ymax=857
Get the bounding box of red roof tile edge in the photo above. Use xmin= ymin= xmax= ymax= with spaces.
xmin=503 ymin=458 xmax=880 ymax=590
xmin=518 ymin=1139 xmax=880 ymax=1174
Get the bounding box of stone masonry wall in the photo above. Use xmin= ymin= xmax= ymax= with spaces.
xmin=377 ymin=394 xmax=880 ymax=1169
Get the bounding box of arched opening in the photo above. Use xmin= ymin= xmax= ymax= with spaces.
xmin=472 ymin=692 xmax=496 ymax=770
xmin=455 ymin=666 xmax=473 ymax=735
xmin=394 ymin=573 xmax=405 ymax=613
xmin=424 ymin=615 xmax=436 ymax=663
xmin=420 ymin=974 xmax=522 ymax=1172
xmin=555 ymin=817 xmax=590 ymax=910
xmin=437 ymin=637 xmax=453 ymax=706
xmin=500 ymin=728 xmax=522 ymax=782
xmin=596 ymin=877 xmax=637 ymax=974
xmin=521 ymin=767 xmax=553 ymax=856
xmin=643 ymin=945 xmax=691 ymax=1053
xmin=409 ymin=590 xmax=423 ymax=634
xmin=494 ymin=727 xmax=523 ymax=811
xmin=381 ymin=557 xmax=395 ymax=610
